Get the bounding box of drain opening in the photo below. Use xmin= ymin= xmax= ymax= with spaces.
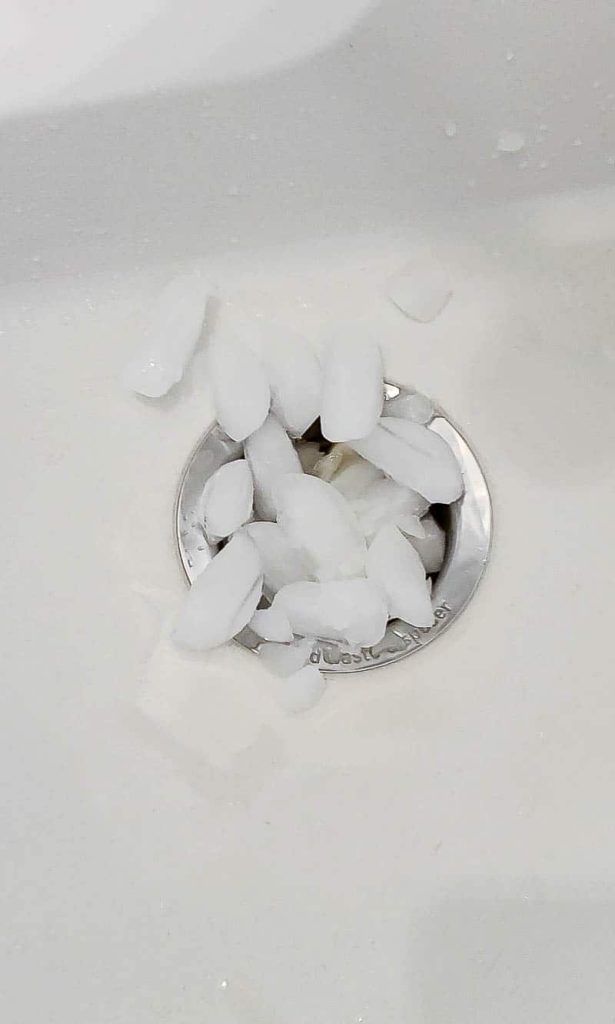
xmin=175 ymin=383 xmax=492 ymax=673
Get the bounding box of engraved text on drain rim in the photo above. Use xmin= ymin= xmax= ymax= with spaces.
xmin=175 ymin=388 xmax=492 ymax=673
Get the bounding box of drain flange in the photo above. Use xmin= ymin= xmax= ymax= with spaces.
xmin=175 ymin=384 xmax=492 ymax=672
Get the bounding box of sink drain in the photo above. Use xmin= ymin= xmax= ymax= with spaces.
xmin=175 ymin=383 xmax=492 ymax=672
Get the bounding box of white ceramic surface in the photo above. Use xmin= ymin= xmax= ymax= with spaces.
xmin=2 ymin=2 xmax=615 ymax=1022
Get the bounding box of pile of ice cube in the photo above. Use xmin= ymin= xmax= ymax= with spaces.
xmin=172 ymin=319 xmax=464 ymax=711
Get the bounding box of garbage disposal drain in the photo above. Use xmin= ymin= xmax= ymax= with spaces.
xmin=175 ymin=383 xmax=492 ymax=673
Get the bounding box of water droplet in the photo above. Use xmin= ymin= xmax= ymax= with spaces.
xmin=219 ymin=979 xmax=229 ymax=990
xmin=607 ymin=156 xmax=615 ymax=166
xmin=593 ymin=80 xmax=600 ymax=89
xmin=572 ymin=137 xmax=582 ymax=146
xmin=496 ymin=129 xmax=525 ymax=153
xmin=538 ymin=123 xmax=549 ymax=132
xmin=467 ymin=177 xmax=476 ymax=188
xmin=227 ymin=185 xmax=240 ymax=196
xmin=505 ymin=49 xmax=515 ymax=61
xmin=31 ymin=255 xmax=41 ymax=263
xmin=538 ymin=159 xmax=549 ymax=169
xmin=518 ymin=159 xmax=528 ymax=169
xmin=443 ymin=120 xmax=457 ymax=138
xmin=248 ymin=133 xmax=258 ymax=142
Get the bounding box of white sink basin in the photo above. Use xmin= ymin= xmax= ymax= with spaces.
xmin=2 ymin=2 xmax=615 ymax=1021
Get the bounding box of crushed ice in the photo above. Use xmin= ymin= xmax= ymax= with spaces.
xmin=125 ymin=281 xmax=468 ymax=710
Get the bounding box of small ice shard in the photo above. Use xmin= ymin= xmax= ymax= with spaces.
xmin=406 ymin=512 xmax=446 ymax=574
xmin=259 ymin=637 xmax=313 ymax=677
xmin=497 ymin=129 xmax=526 ymax=154
xmin=245 ymin=521 xmax=311 ymax=594
xmin=387 ymin=264 xmax=452 ymax=323
xmin=199 ymin=459 xmax=253 ymax=541
xmin=244 ymin=414 xmax=303 ymax=521
xmin=330 ymin=458 xmax=383 ymax=500
xmin=320 ymin=336 xmax=383 ymax=442
xmin=273 ymin=579 xmax=388 ymax=646
xmin=173 ymin=532 xmax=263 ymax=651
xmin=120 ymin=271 xmax=211 ymax=397
xmin=383 ymin=391 xmax=434 ymax=425
xmin=275 ymin=474 xmax=366 ymax=581
xmin=352 ymin=477 xmax=429 ymax=539
xmin=250 ymin=605 xmax=293 ymax=642
xmin=261 ymin=324 xmax=322 ymax=436
xmin=351 ymin=417 xmax=464 ymax=504
xmin=312 ymin=443 xmax=352 ymax=482
xmin=209 ymin=334 xmax=270 ymax=441
xmin=278 ymin=665 xmax=326 ymax=713
xmin=297 ymin=442 xmax=321 ymax=474
xmin=366 ymin=524 xmax=434 ymax=628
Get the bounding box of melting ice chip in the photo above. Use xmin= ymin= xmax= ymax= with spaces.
xmin=199 ymin=459 xmax=253 ymax=541
xmin=320 ymin=335 xmax=383 ymax=442
xmin=383 ymin=390 xmax=434 ymax=425
xmin=120 ymin=270 xmax=211 ymax=397
xmin=496 ymin=129 xmax=526 ymax=154
xmin=275 ymin=474 xmax=367 ymax=581
xmin=278 ymin=664 xmax=326 ymax=713
xmin=387 ymin=264 xmax=452 ymax=323
xmin=366 ymin=524 xmax=434 ymax=628
xmin=244 ymin=414 xmax=303 ymax=521
xmin=173 ymin=532 xmax=263 ymax=652
xmin=273 ymin=579 xmax=388 ymax=646
xmin=258 ymin=637 xmax=314 ymax=677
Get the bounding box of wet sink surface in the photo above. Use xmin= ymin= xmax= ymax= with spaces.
xmin=1 ymin=197 xmax=615 ymax=1021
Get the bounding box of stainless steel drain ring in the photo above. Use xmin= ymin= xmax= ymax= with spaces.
xmin=175 ymin=383 xmax=492 ymax=673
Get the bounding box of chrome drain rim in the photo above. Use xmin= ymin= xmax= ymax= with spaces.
xmin=175 ymin=384 xmax=492 ymax=673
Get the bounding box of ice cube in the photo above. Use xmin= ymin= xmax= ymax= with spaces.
xmin=199 ymin=459 xmax=253 ymax=541
xmin=383 ymin=390 xmax=434 ymax=425
xmin=258 ymin=637 xmax=314 ymax=677
xmin=366 ymin=524 xmax=434 ymax=628
xmin=173 ymin=532 xmax=263 ymax=651
xmin=406 ymin=512 xmax=446 ymax=574
xmin=249 ymin=605 xmax=294 ymax=642
xmin=330 ymin=457 xmax=383 ymax=500
xmin=275 ymin=474 xmax=366 ymax=581
xmin=351 ymin=418 xmax=464 ymax=504
xmin=244 ymin=521 xmax=312 ymax=594
xmin=261 ymin=324 xmax=322 ymax=436
xmin=244 ymin=414 xmax=303 ymax=521
xmin=121 ymin=270 xmax=211 ymax=397
xmin=278 ymin=665 xmax=326 ymax=713
xmin=273 ymin=578 xmax=388 ymax=646
xmin=387 ymin=264 xmax=451 ymax=323
xmin=352 ymin=477 xmax=429 ymax=539
xmin=496 ymin=129 xmax=526 ymax=154
xmin=320 ymin=335 xmax=383 ymax=442
xmin=209 ymin=334 xmax=270 ymax=441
